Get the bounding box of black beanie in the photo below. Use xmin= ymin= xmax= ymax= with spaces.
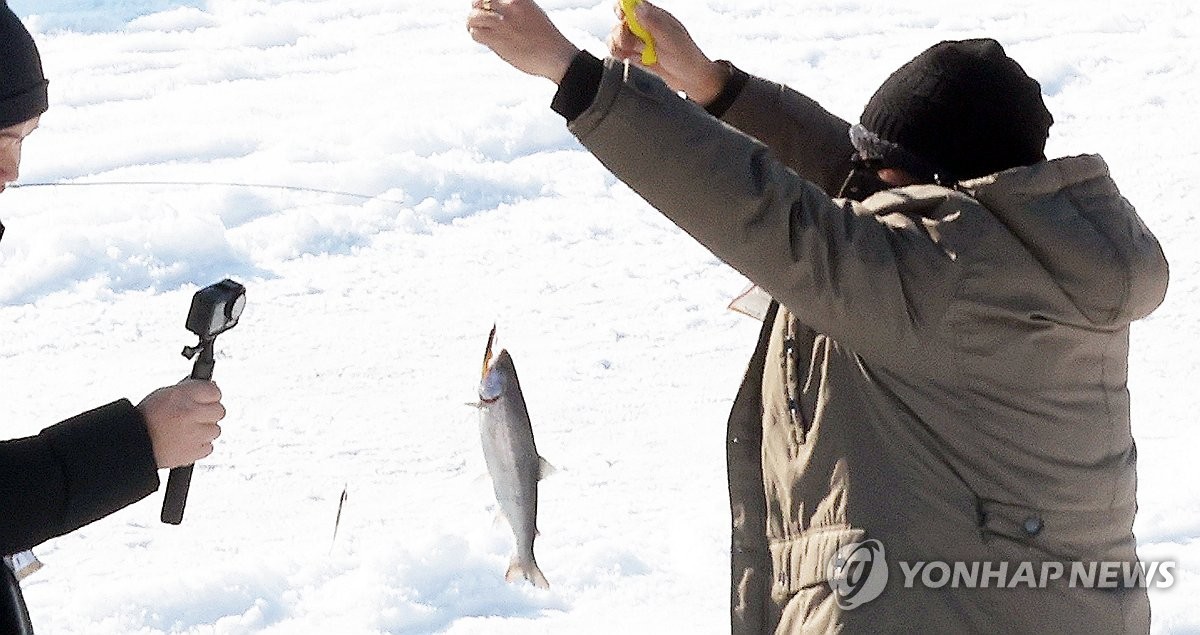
xmin=0 ymin=1 xmax=48 ymax=129
xmin=859 ymin=38 xmax=1053 ymax=181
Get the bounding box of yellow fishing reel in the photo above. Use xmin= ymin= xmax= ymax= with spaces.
xmin=621 ymin=0 xmax=657 ymax=65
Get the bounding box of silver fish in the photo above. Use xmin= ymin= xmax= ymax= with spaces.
xmin=477 ymin=326 xmax=551 ymax=589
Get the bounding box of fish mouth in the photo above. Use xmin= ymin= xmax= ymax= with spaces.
xmin=479 ymin=324 xmax=501 ymax=404
xmin=482 ymin=324 xmax=497 ymax=380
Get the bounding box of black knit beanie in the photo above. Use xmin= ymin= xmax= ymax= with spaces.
xmin=859 ymin=38 xmax=1053 ymax=182
xmin=0 ymin=0 xmax=48 ymax=129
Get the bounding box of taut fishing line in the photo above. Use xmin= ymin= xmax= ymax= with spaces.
xmin=9 ymin=180 xmax=406 ymax=205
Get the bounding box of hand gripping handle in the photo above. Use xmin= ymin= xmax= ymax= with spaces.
xmin=160 ymin=345 xmax=214 ymax=525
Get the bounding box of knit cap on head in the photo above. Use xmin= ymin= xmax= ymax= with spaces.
xmin=0 ymin=0 xmax=48 ymax=129
xmin=859 ymin=38 xmax=1053 ymax=182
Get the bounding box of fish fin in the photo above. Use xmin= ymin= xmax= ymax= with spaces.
xmin=537 ymin=456 xmax=556 ymax=480
xmin=505 ymin=556 xmax=550 ymax=589
xmin=465 ymin=400 xmax=482 ymax=409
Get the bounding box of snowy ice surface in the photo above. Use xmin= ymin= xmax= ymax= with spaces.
xmin=2 ymin=0 xmax=1198 ymax=633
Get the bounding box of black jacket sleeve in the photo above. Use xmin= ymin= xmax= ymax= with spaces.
xmin=551 ymin=51 xmax=605 ymax=122
xmin=1 ymin=399 xmax=160 ymax=554
xmin=551 ymin=52 xmax=751 ymax=123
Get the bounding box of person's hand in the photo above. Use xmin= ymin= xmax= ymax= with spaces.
xmin=137 ymin=379 xmax=226 ymax=469
xmin=467 ymin=0 xmax=580 ymax=83
xmin=608 ymin=1 xmax=731 ymax=106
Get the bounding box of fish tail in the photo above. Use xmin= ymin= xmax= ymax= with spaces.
xmin=505 ymin=555 xmax=550 ymax=589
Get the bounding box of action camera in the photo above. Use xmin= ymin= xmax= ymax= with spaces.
xmin=185 ymin=279 xmax=246 ymax=340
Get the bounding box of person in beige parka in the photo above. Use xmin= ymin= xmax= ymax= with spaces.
xmin=468 ymin=1 xmax=1170 ymax=632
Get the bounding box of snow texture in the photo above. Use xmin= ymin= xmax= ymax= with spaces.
xmin=2 ymin=0 xmax=1197 ymax=633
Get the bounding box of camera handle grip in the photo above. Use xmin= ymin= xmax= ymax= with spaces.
xmin=160 ymin=343 xmax=215 ymax=525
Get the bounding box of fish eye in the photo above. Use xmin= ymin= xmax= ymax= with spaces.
xmin=480 ymin=369 xmax=506 ymax=402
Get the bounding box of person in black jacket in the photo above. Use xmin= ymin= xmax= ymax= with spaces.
xmin=1 ymin=2 xmax=228 ymax=559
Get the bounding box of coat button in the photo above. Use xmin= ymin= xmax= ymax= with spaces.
xmin=1022 ymin=516 xmax=1044 ymax=537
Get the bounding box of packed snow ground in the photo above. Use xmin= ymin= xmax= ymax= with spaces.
xmin=2 ymin=0 xmax=1198 ymax=633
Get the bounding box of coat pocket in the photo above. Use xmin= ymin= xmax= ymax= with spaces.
xmin=976 ymin=498 xmax=1137 ymax=565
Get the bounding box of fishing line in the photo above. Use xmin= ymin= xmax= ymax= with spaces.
xmin=9 ymin=180 xmax=406 ymax=204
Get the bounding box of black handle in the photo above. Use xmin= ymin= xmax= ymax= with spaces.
xmin=160 ymin=345 xmax=215 ymax=525
xmin=159 ymin=465 xmax=194 ymax=525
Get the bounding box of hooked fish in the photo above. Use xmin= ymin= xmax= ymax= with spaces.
xmin=477 ymin=326 xmax=552 ymax=589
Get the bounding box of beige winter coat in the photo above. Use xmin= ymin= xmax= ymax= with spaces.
xmin=568 ymin=59 xmax=1169 ymax=633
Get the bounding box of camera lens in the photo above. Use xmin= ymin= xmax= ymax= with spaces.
xmin=227 ymin=293 xmax=246 ymax=322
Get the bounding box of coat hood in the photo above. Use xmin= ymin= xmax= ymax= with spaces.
xmin=962 ymin=155 xmax=1168 ymax=326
